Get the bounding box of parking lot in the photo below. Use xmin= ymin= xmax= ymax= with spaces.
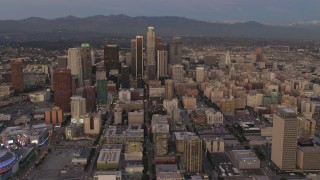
xmin=29 ymin=147 xmax=85 ymax=180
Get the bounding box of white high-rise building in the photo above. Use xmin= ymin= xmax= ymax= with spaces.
xmin=147 ymin=27 xmax=155 ymax=66
xmin=157 ymin=50 xmax=168 ymax=80
xmin=172 ymin=64 xmax=184 ymax=83
xmin=196 ymin=67 xmax=205 ymax=83
xmin=71 ymin=96 xmax=86 ymax=123
xmin=67 ymin=48 xmax=83 ymax=87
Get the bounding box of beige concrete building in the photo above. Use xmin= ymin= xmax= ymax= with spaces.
xmin=203 ymin=137 xmax=224 ymax=153
xmin=128 ymin=110 xmax=144 ymax=125
xmin=154 ymin=124 xmax=169 ymax=156
xmin=246 ymin=92 xmax=263 ymax=107
xmin=119 ymin=90 xmax=131 ymax=101
xmin=260 ymin=127 xmax=273 ymax=137
xmin=83 ymin=111 xmax=101 ymax=134
xmin=235 ymin=97 xmax=246 ymax=109
xmin=165 ymin=79 xmax=174 ymax=100
xmin=271 ymin=107 xmax=298 ymax=171
xmin=220 ymin=98 xmax=236 ymax=114
xmin=205 ymin=109 xmax=223 ymax=125
xmin=70 ymin=96 xmax=86 ymax=123
xmin=163 ymin=99 xmax=179 ymax=113
xmin=210 ymin=89 xmax=224 ymax=104
xmin=124 ymin=142 xmax=143 ymax=161
xmin=196 ymin=67 xmax=205 ymax=83
xmin=114 ymin=107 xmax=123 ymax=125
xmin=296 ymin=145 xmax=320 ymax=170
xmin=182 ymin=96 xmax=197 ymax=109
xmin=174 ymin=132 xmax=194 ymax=154
xmin=172 ymin=64 xmax=184 ymax=83
xmin=183 ymin=134 xmax=202 ymax=173
xmin=281 ymin=95 xmax=297 ymax=107
xmin=298 ymin=117 xmax=316 ymax=137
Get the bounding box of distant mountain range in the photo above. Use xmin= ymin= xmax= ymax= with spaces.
xmin=0 ymin=14 xmax=319 ymax=41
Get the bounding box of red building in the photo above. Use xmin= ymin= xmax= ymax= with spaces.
xmin=84 ymin=86 xmax=96 ymax=113
xmin=53 ymin=68 xmax=72 ymax=112
xmin=11 ymin=60 xmax=24 ymax=92
xmin=154 ymin=156 xmax=176 ymax=164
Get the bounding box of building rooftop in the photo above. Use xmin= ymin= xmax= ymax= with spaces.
xmin=298 ymin=145 xmax=320 ymax=153
xmin=156 ymin=164 xmax=178 ymax=173
xmin=231 ymin=150 xmax=259 ymax=161
xmin=174 ymin=132 xmax=198 ymax=141
xmin=97 ymin=149 xmax=121 ymax=164
xmin=275 ymin=106 xmax=297 ymax=119
xmin=157 ymin=172 xmax=182 ymax=179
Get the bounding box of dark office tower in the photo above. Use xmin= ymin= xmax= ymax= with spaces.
xmin=169 ymin=37 xmax=182 ymax=64
xmin=81 ymin=43 xmax=92 ymax=83
xmin=84 ymin=86 xmax=96 ymax=113
xmin=11 ymin=60 xmax=24 ymax=92
xmin=256 ymin=48 xmax=264 ymax=62
xmin=147 ymin=27 xmax=156 ymax=80
xmin=135 ymin=36 xmax=144 ymax=80
xmin=104 ymin=45 xmax=119 ymax=76
xmin=97 ymin=79 xmax=107 ymax=105
xmin=157 ymin=50 xmax=168 ymax=80
xmin=155 ymin=37 xmax=164 ymax=52
xmin=165 ymin=79 xmax=174 ymax=100
xmin=131 ymin=39 xmax=137 ymax=79
xmin=57 ymin=56 xmax=68 ymax=68
xmin=53 ymin=69 xmax=72 ymax=112
xmin=121 ymin=65 xmax=130 ymax=88
xmin=148 ymin=64 xmax=156 ymax=80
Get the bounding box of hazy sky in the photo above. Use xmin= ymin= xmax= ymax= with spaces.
xmin=0 ymin=0 xmax=319 ymax=24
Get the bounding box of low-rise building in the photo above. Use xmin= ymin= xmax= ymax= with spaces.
xmin=205 ymin=109 xmax=223 ymax=125
xmin=297 ymin=145 xmax=320 ymax=170
xmin=203 ymin=137 xmax=224 ymax=153
xmin=128 ymin=110 xmax=144 ymax=125
xmin=230 ymin=150 xmax=260 ymax=169
xmin=125 ymin=163 xmax=144 ymax=173
xmin=105 ymin=125 xmax=144 ymax=144
xmin=298 ymin=117 xmax=316 ymax=137
xmin=93 ymin=171 xmax=122 ymax=180
xmin=182 ymin=96 xmax=197 ymax=109
xmin=125 ymin=142 xmax=143 ymax=161
xmin=115 ymin=100 xmax=144 ymax=112
xmin=29 ymin=91 xmax=50 ymax=102
xmin=96 ymin=144 xmax=122 ymax=170
xmin=156 ymin=164 xmax=182 ymax=180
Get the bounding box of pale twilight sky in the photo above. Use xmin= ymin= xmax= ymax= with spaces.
xmin=0 ymin=0 xmax=319 ymax=24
